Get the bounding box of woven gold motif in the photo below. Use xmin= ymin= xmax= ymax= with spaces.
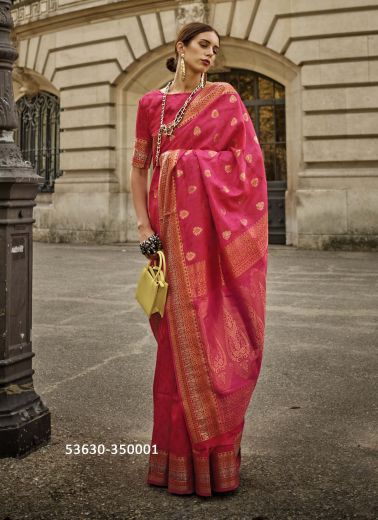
xmin=211 ymin=335 xmax=228 ymax=377
xmin=186 ymin=259 xmax=207 ymax=298
xmin=147 ymin=448 xmax=168 ymax=485
xmin=132 ymin=137 xmax=152 ymax=169
xmin=224 ymin=307 xmax=249 ymax=364
xmin=179 ymin=209 xmax=189 ymax=219
xmin=147 ymin=445 xmax=242 ymax=496
xmin=207 ymin=333 xmax=232 ymax=392
xmin=168 ymin=453 xmax=195 ymax=494
xmin=193 ymin=226 xmax=203 ymax=236
xmin=186 ymin=251 xmax=196 ymax=261
xmin=213 ymin=448 xmax=240 ymax=491
xmin=221 ymin=383 xmax=255 ymax=431
xmin=193 ymin=452 xmax=211 ymax=496
xmin=224 ymin=213 xmax=268 ymax=279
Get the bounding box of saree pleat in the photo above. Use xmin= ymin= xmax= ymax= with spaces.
xmin=147 ymin=310 xmax=243 ymax=496
xmin=132 ymin=82 xmax=268 ymax=497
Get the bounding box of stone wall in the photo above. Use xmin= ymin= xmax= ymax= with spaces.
xmin=11 ymin=0 xmax=378 ymax=249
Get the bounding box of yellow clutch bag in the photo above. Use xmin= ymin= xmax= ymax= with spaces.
xmin=135 ymin=250 xmax=168 ymax=318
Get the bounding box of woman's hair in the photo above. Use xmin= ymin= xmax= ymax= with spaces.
xmin=166 ymin=22 xmax=220 ymax=72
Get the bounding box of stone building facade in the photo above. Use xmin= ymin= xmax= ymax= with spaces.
xmin=11 ymin=0 xmax=378 ymax=249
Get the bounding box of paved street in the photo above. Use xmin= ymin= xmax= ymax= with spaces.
xmin=0 ymin=243 xmax=376 ymax=520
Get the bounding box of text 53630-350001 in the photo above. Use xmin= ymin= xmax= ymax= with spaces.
xmin=65 ymin=444 xmax=157 ymax=455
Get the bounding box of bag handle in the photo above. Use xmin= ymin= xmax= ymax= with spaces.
xmin=157 ymin=250 xmax=166 ymax=276
xmin=150 ymin=250 xmax=166 ymax=281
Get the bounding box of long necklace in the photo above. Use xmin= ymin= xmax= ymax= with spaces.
xmin=155 ymin=73 xmax=205 ymax=167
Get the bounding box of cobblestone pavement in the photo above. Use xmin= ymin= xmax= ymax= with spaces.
xmin=0 ymin=243 xmax=377 ymax=520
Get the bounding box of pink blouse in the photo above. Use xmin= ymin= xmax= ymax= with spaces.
xmin=131 ymin=89 xmax=201 ymax=170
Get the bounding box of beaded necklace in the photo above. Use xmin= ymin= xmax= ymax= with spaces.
xmin=155 ymin=73 xmax=205 ymax=167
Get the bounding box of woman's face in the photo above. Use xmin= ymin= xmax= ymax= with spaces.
xmin=178 ymin=31 xmax=220 ymax=74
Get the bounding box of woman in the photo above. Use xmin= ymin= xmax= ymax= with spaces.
xmin=130 ymin=22 xmax=268 ymax=497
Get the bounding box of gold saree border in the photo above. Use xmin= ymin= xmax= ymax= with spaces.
xmin=178 ymin=82 xmax=235 ymax=130
xmin=132 ymin=137 xmax=152 ymax=169
xmin=146 ymin=448 xmax=168 ymax=486
xmin=225 ymin=212 xmax=268 ymax=278
xmin=158 ymin=151 xmax=222 ymax=444
xmin=146 ymin=430 xmax=242 ymax=496
xmin=152 ymin=82 xmax=235 ymax=139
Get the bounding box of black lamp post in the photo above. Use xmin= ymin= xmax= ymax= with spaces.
xmin=0 ymin=0 xmax=51 ymax=457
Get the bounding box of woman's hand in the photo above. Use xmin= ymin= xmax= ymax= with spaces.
xmin=138 ymin=225 xmax=160 ymax=262
xmin=138 ymin=225 xmax=155 ymax=243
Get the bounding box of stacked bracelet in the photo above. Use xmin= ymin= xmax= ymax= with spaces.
xmin=139 ymin=233 xmax=163 ymax=256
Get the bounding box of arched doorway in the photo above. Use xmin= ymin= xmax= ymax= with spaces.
xmin=208 ymin=68 xmax=286 ymax=244
xmin=14 ymin=91 xmax=62 ymax=193
xmin=117 ymin=39 xmax=299 ymax=244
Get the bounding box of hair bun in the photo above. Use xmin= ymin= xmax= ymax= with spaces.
xmin=166 ymin=56 xmax=177 ymax=72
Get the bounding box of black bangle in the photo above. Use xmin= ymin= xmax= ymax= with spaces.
xmin=139 ymin=233 xmax=163 ymax=256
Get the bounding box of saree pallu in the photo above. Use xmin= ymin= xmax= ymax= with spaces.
xmin=132 ymin=82 xmax=268 ymax=496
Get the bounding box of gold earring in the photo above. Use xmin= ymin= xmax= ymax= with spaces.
xmin=180 ymin=53 xmax=186 ymax=81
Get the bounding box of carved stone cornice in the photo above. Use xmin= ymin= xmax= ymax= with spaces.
xmin=11 ymin=0 xmax=58 ymax=25
xmin=176 ymin=0 xmax=208 ymax=27
xmin=11 ymin=0 xmax=172 ymax=32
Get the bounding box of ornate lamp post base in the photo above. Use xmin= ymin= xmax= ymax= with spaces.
xmin=0 ymin=408 xmax=51 ymax=459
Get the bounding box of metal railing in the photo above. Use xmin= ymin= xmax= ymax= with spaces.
xmin=14 ymin=92 xmax=62 ymax=192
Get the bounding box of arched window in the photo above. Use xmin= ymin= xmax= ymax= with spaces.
xmin=15 ymin=91 xmax=62 ymax=192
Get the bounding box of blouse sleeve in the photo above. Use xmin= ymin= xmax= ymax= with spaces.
xmin=131 ymin=96 xmax=153 ymax=169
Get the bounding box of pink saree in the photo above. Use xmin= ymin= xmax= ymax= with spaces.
xmin=132 ymin=81 xmax=268 ymax=496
